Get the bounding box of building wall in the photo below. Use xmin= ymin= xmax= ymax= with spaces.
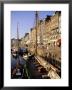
xmin=11 ymin=39 xmax=21 ymax=50
xmin=37 ymin=20 xmax=41 ymax=45
xmin=20 ymin=37 xmax=25 ymax=47
xmin=40 ymin=20 xmax=46 ymax=45
xmin=31 ymin=28 xmax=36 ymax=45
xmin=44 ymin=12 xmax=61 ymax=48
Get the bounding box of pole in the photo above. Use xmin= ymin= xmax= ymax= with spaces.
xmin=17 ymin=23 xmax=19 ymax=50
xmin=35 ymin=11 xmax=38 ymax=55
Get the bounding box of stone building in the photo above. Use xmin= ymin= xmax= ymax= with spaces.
xmin=20 ymin=37 xmax=25 ymax=47
xmin=44 ymin=15 xmax=51 ymax=47
xmin=49 ymin=11 xmax=61 ymax=45
xmin=44 ymin=11 xmax=61 ymax=48
xmin=25 ymin=28 xmax=36 ymax=53
xmin=30 ymin=28 xmax=36 ymax=45
xmin=11 ymin=38 xmax=21 ymax=50
xmin=24 ymin=33 xmax=30 ymax=45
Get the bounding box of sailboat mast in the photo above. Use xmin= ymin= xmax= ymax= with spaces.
xmin=35 ymin=11 xmax=38 ymax=55
xmin=17 ymin=23 xmax=19 ymax=49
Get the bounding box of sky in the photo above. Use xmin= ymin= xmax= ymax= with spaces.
xmin=11 ymin=11 xmax=55 ymax=39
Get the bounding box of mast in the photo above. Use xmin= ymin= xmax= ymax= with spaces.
xmin=35 ymin=11 xmax=38 ymax=55
xmin=17 ymin=22 xmax=19 ymax=49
